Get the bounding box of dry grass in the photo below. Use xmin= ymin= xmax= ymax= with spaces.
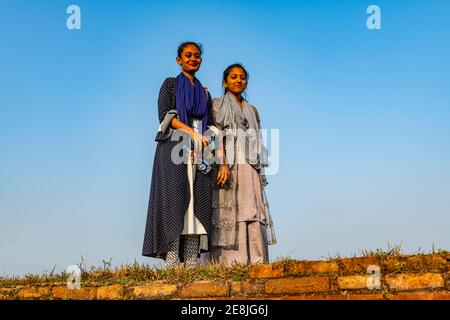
xmin=1 ymin=245 xmax=447 ymax=289
xmin=360 ymin=243 xmax=403 ymax=260
xmin=0 ymin=259 xmax=251 ymax=288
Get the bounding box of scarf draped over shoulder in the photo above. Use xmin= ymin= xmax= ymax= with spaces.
xmin=212 ymin=92 xmax=268 ymax=171
xmin=176 ymin=72 xmax=209 ymax=134
xmin=211 ymin=93 xmax=277 ymax=248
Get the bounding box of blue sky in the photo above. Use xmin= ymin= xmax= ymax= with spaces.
xmin=1 ymin=0 xmax=449 ymax=277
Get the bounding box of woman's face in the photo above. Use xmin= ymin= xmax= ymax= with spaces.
xmin=176 ymin=44 xmax=202 ymax=74
xmin=224 ymin=67 xmax=247 ymax=95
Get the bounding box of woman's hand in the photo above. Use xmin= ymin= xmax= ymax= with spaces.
xmin=191 ymin=130 xmax=210 ymax=149
xmin=216 ymin=164 xmax=230 ymax=187
xmin=171 ymin=118 xmax=209 ymax=149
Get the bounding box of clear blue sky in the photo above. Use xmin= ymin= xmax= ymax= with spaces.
xmin=1 ymin=0 xmax=449 ymax=277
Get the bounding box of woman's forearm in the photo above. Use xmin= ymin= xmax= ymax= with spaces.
xmin=214 ymin=125 xmax=228 ymax=166
xmin=171 ymin=118 xmax=194 ymax=138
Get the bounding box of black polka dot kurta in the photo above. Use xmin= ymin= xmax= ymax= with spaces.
xmin=142 ymin=77 xmax=214 ymax=261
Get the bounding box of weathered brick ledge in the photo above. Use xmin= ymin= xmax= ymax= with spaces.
xmin=1 ymin=253 xmax=449 ymax=300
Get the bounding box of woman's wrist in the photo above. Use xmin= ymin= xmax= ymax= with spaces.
xmin=187 ymin=127 xmax=195 ymax=139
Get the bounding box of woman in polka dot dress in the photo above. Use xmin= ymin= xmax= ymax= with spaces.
xmin=142 ymin=42 xmax=215 ymax=268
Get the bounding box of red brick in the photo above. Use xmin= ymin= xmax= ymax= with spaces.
xmin=310 ymin=261 xmax=339 ymax=273
xmin=96 ymin=285 xmax=124 ymax=300
xmin=17 ymin=287 xmax=51 ymax=300
xmin=179 ymin=281 xmax=229 ymax=298
xmin=340 ymin=257 xmax=378 ymax=273
xmin=240 ymin=281 xmax=264 ymax=296
xmin=405 ymin=255 xmax=448 ymax=272
xmin=0 ymin=288 xmax=14 ymax=300
xmin=192 ymin=294 xmax=387 ymax=300
xmin=286 ymin=261 xmax=339 ymax=275
xmin=249 ymin=264 xmax=285 ymax=279
xmin=446 ymin=271 xmax=450 ymax=290
xmin=385 ymin=292 xmax=450 ymax=300
xmin=280 ymin=294 xmax=385 ymax=300
xmin=132 ymin=284 xmax=178 ymax=299
xmin=381 ymin=257 xmax=406 ymax=273
xmin=337 ymin=276 xmax=370 ymax=290
xmin=265 ymin=277 xmax=330 ymax=295
xmin=230 ymin=282 xmax=241 ymax=296
xmin=385 ymin=273 xmax=444 ymax=291
xmin=52 ymin=286 xmax=97 ymax=300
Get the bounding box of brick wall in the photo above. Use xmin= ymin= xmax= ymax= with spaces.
xmin=1 ymin=253 xmax=449 ymax=300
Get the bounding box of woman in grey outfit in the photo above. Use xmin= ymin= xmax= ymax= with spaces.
xmin=210 ymin=63 xmax=276 ymax=265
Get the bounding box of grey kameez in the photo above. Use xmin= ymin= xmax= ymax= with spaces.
xmin=209 ymin=93 xmax=275 ymax=265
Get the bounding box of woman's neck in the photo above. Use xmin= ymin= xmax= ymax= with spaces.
xmin=228 ymin=91 xmax=243 ymax=109
xmin=182 ymin=71 xmax=196 ymax=84
xmin=228 ymin=91 xmax=242 ymax=102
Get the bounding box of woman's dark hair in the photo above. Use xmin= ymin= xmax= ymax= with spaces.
xmin=222 ymin=63 xmax=249 ymax=93
xmin=177 ymin=41 xmax=203 ymax=58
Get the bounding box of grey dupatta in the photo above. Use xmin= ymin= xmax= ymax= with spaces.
xmin=211 ymin=93 xmax=277 ymax=248
xmin=213 ymin=92 xmax=268 ymax=171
